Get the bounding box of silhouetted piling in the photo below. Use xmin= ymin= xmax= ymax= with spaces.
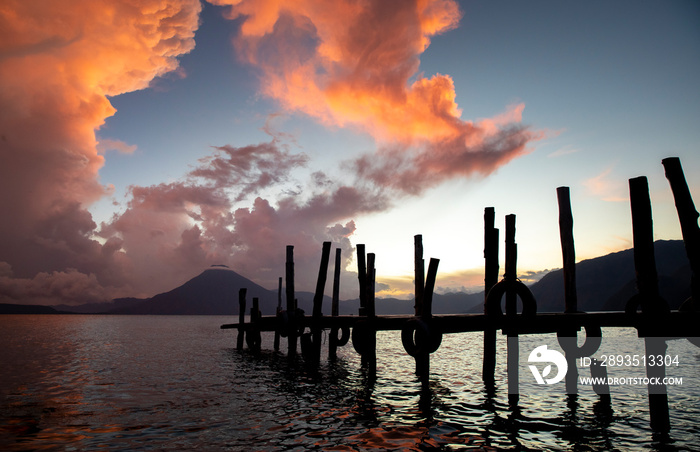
xmin=236 ymin=288 xmax=247 ymax=350
xmin=329 ymin=248 xmax=342 ymax=361
xmin=590 ymin=358 xmax=611 ymax=403
xmin=504 ymin=214 xmax=519 ymax=407
xmin=414 ymin=235 xmax=426 ymax=376
xmin=247 ymin=297 xmax=262 ymax=352
xmin=557 ymin=187 xmax=577 ymax=314
xmin=557 ymin=187 xmax=581 ymax=394
xmin=417 ymin=258 xmax=439 ymax=380
xmin=483 ymin=208 xmax=499 ymax=387
xmin=662 ymin=157 xmax=700 ymax=310
xmin=311 ymin=242 xmax=332 ymax=365
xmin=414 ymin=235 xmax=425 ymax=316
xmin=274 ymin=277 xmax=282 ymax=351
xmin=286 ymin=245 xmax=297 ymax=359
xmin=357 ymin=244 xmax=367 ymax=316
xmin=364 ymin=252 xmax=377 ymax=370
xmin=352 ymin=245 xmax=377 ymax=371
xmin=629 ymin=176 xmax=670 ymax=432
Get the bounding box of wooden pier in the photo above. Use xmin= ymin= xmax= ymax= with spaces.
xmin=222 ymin=157 xmax=700 ymax=433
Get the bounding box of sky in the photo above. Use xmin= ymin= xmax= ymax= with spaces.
xmin=1 ymin=0 xmax=699 ymax=305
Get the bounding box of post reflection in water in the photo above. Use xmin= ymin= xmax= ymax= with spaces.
xmin=1 ymin=316 xmax=698 ymax=451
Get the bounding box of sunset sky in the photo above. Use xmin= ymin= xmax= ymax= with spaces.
xmin=1 ymin=0 xmax=699 ymax=304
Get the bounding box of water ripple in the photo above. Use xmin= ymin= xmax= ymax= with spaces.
xmin=1 ymin=316 xmax=698 ymax=451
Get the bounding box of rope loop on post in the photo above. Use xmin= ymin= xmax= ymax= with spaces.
xmin=276 ymin=308 xmax=306 ymax=338
xmin=401 ymin=318 xmax=443 ymax=357
xmin=351 ymin=320 xmax=375 ymax=357
xmin=557 ymin=324 xmax=602 ymax=357
xmin=485 ymin=279 xmax=537 ymax=316
xmin=332 ymin=325 xmax=350 ymax=347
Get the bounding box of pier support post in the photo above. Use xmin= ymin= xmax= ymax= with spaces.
xmin=557 ymin=187 xmax=577 ymax=314
xmin=329 ymin=248 xmax=342 ymax=361
xmin=236 ymin=288 xmax=247 ymax=350
xmin=483 ymin=208 xmax=499 ymax=387
xmin=629 ymin=176 xmax=670 ymax=432
xmin=414 ymin=235 xmax=426 ymax=377
xmin=274 ymin=277 xmax=282 ymax=352
xmin=590 ymin=358 xmax=611 ymax=402
xmin=505 ymin=214 xmax=520 ymax=407
xmin=557 ymin=187 xmax=580 ymax=394
xmin=286 ymin=245 xmax=297 ymax=359
xmin=352 ymin=245 xmax=377 ymax=372
xmin=357 ymin=244 xmax=367 ymax=316
xmin=415 ymin=235 xmax=425 ymax=319
xmin=662 ymin=157 xmax=700 ymax=311
xmin=419 ymin=258 xmax=440 ymax=381
xmin=364 ymin=253 xmax=377 ymax=371
xmin=311 ymin=242 xmax=332 ymax=365
xmin=246 ymin=297 xmax=262 ymax=352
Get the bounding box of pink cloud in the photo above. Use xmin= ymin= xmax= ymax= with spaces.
xmin=0 ymin=0 xmax=201 ymax=302
xmin=0 ymin=0 xmax=542 ymax=305
xmin=212 ymin=0 xmax=542 ymax=195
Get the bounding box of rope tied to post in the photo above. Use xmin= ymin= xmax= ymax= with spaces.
xmin=351 ymin=319 xmax=375 ymax=357
xmin=485 ymin=278 xmax=537 ymax=316
xmin=331 ymin=325 xmax=350 ymax=347
xmin=401 ymin=318 xmax=443 ymax=357
xmin=557 ymin=324 xmax=602 ymax=358
xmin=276 ymin=308 xmax=306 ymax=338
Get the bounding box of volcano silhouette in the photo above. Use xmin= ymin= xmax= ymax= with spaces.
xmin=110 ymin=266 xmax=277 ymax=315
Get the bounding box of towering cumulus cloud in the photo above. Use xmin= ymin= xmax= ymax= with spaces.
xmin=0 ymin=0 xmax=201 ymax=303
xmin=99 ymin=141 xmax=373 ymax=296
xmin=212 ymin=0 xmax=539 ymax=194
xmin=1 ymin=0 xmax=540 ymax=305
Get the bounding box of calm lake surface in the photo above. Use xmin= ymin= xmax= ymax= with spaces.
xmin=1 ymin=315 xmax=698 ymax=451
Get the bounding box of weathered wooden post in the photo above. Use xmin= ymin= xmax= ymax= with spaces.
xmin=357 ymin=244 xmax=367 ymax=316
xmin=402 ymin=237 xmax=442 ymax=382
xmin=557 ymin=186 xmax=580 ymax=395
xmin=329 ymin=248 xmax=343 ymax=361
xmin=414 ymin=235 xmax=426 ymax=376
xmin=483 ymin=208 xmax=499 ymax=387
xmin=505 ymin=214 xmax=520 ymax=406
xmin=246 ymin=297 xmax=262 ymax=352
xmin=352 ymin=245 xmax=377 ymax=371
xmin=417 ymin=258 xmax=439 ymax=380
xmin=485 ymin=213 xmax=536 ymax=406
xmin=629 ymin=176 xmax=670 ymax=432
xmin=557 ymin=187 xmax=577 ymax=314
xmin=310 ymin=242 xmax=332 ymax=365
xmin=590 ymin=358 xmax=611 ymax=403
xmin=236 ymin=288 xmax=247 ymax=350
xmin=286 ymin=245 xmax=297 ymax=359
xmin=415 ymin=235 xmax=425 ymax=318
xmin=274 ymin=277 xmax=282 ymax=351
xmin=365 ymin=252 xmax=377 ymax=371
xmin=662 ymin=157 xmax=700 ymax=311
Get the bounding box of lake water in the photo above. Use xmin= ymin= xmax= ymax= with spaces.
xmin=1 ymin=315 xmax=698 ymax=451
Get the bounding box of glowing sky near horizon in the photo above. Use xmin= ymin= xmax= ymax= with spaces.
xmin=1 ymin=0 xmax=699 ymax=304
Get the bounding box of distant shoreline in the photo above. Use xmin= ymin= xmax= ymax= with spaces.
xmin=0 ymin=303 xmax=76 ymax=315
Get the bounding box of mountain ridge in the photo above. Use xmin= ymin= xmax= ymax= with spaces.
xmin=43 ymin=240 xmax=691 ymax=315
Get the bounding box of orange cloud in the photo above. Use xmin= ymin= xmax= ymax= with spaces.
xmin=583 ymin=167 xmax=628 ymax=202
xmin=0 ymin=0 xmax=200 ymax=297
xmin=212 ymin=0 xmax=541 ymax=194
xmin=212 ymin=0 xmax=461 ymax=141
